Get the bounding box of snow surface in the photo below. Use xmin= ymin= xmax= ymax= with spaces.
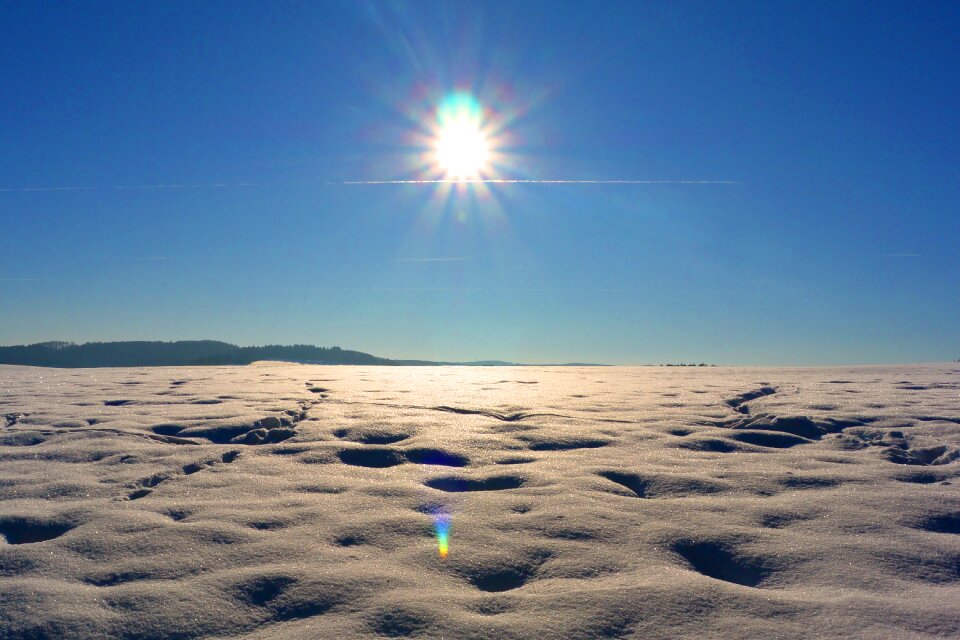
xmin=1 ymin=363 xmax=959 ymax=639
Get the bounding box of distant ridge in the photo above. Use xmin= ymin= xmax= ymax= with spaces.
xmin=0 ymin=341 xmax=606 ymax=368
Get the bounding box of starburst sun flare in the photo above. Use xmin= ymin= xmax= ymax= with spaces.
xmin=435 ymin=120 xmax=489 ymax=179
xmin=431 ymin=93 xmax=492 ymax=181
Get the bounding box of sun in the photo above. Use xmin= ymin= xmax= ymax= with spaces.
xmin=435 ymin=121 xmax=489 ymax=180
xmin=432 ymin=93 xmax=490 ymax=181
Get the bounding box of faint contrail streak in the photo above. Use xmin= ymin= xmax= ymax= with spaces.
xmin=0 ymin=183 xmax=262 ymax=193
xmin=339 ymin=179 xmax=740 ymax=185
xmin=0 ymin=179 xmax=740 ymax=193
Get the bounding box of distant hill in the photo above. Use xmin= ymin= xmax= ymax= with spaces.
xmin=0 ymin=341 xmax=609 ymax=368
xmin=0 ymin=341 xmax=415 ymax=368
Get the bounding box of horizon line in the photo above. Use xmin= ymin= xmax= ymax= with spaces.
xmin=1 ymin=339 xmax=956 ymax=368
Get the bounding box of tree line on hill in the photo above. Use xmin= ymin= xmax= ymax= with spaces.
xmin=0 ymin=341 xmax=435 ymax=368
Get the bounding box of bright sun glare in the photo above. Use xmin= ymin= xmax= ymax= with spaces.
xmin=436 ymin=122 xmax=488 ymax=179
xmin=433 ymin=93 xmax=490 ymax=180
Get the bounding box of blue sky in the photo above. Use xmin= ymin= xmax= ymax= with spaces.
xmin=2 ymin=1 xmax=958 ymax=364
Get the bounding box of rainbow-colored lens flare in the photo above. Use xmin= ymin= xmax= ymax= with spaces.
xmin=433 ymin=511 xmax=451 ymax=559
xmin=436 ymin=92 xmax=483 ymax=131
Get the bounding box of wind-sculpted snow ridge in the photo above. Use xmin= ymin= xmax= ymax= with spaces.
xmin=0 ymin=363 xmax=959 ymax=639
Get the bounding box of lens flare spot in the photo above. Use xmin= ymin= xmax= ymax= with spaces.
xmin=434 ymin=511 xmax=451 ymax=559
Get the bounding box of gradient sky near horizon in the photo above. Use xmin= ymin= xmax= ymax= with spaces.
xmin=2 ymin=1 xmax=959 ymax=365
